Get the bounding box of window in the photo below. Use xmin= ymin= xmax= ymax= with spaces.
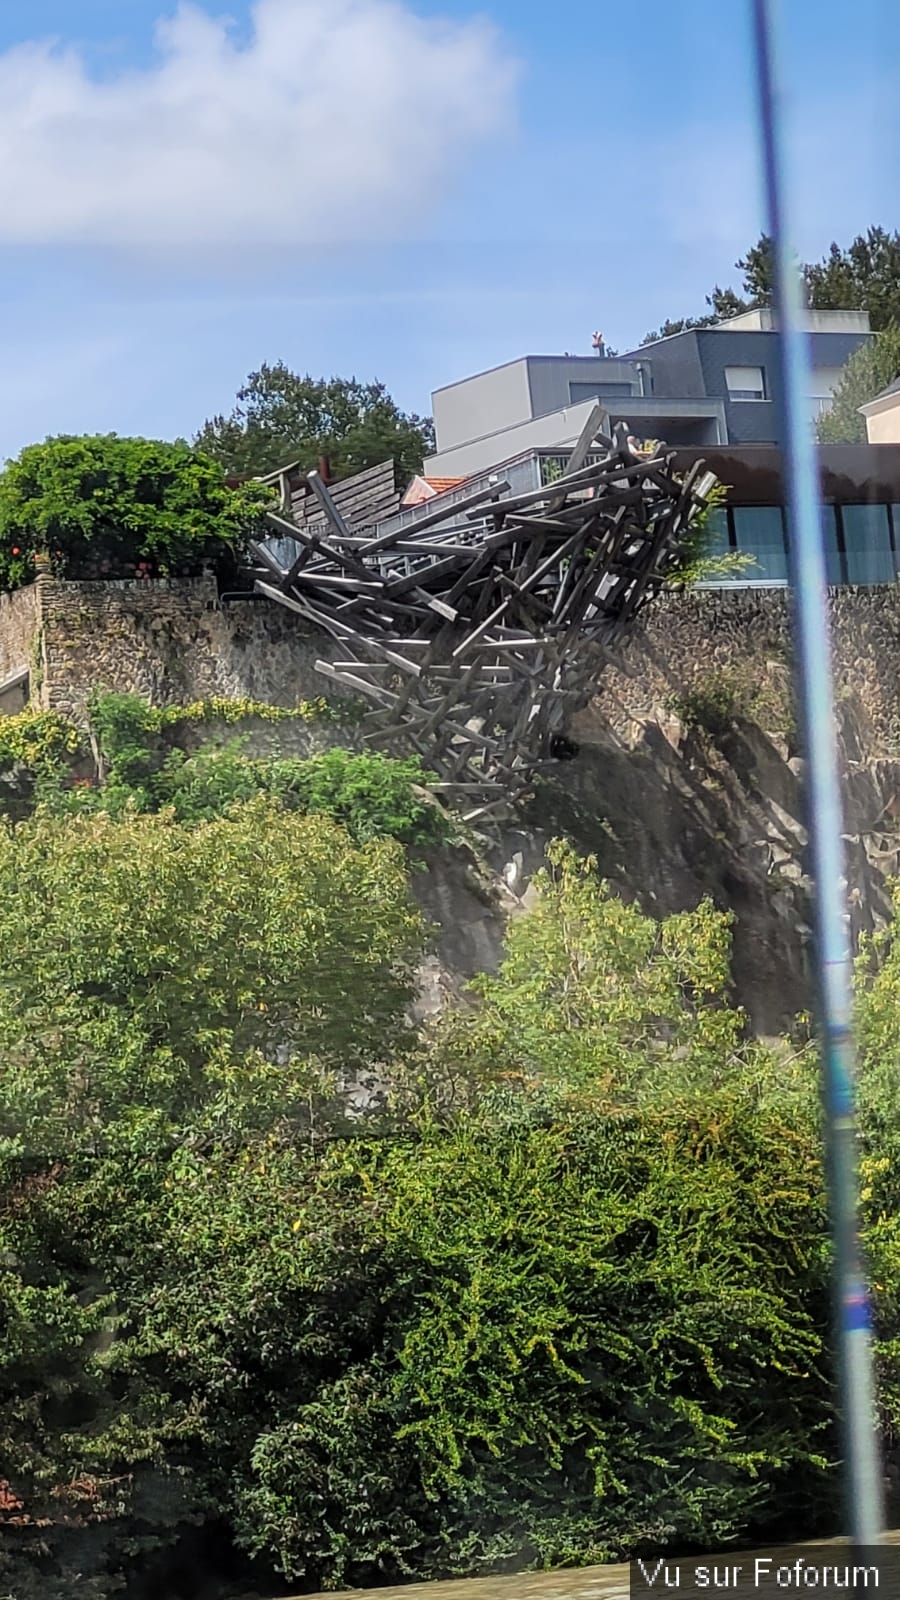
xmin=842 ymin=505 xmax=895 ymax=585
xmin=731 ymin=506 xmax=787 ymax=582
xmin=817 ymin=506 xmax=843 ymax=586
xmin=725 ymin=365 xmax=767 ymax=401
xmin=703 ymin=507 xmax=731 ymax=560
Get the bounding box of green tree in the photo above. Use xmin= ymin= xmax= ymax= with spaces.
xmin=735 ymin=234 xmax=776 ymax=306
xmin=805 ymin=227 xmax=900 ymax=330
xmin=0 ymin=799 xmax=423 ymax=1161
xmin=0 ymin=434 xmax=272 ymax=592
xmin=130 ymin=1096 xmax=829 ymax=1592
xmin=642 ymin=227 xmax=900 ymax=345
xmin=412 ymin=841 xmax=801 ymax=1121
xmin=0 ymin=829 xmax=878 ymax=1599
xmin=195 ymin=363 xmax=435 ymax=483
xmin=815 ymin=324 xmax=900 ymax=444
xmin=178 ymin=852 xmax=830 ymax=1587
xmin=641 ymin=241 xmax=772 ymax=344
xmin=0 ymin=799 xmax=425 ymax=1597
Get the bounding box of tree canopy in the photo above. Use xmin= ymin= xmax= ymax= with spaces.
xmin=0 ymin=798 xmax=423 ymax=1162
xmin=0 ymin=434 xmax=272 ymax=591
xmin=815 ymin=324 xmax=900 ymax=444
xmin=195 ymin=363 xmax=435 ymax=483
xmin=7 ymin=706 xmax=900 ymax=1597
xmin=641 ymin=226 xmax=900 ymax=344
xmin=0 ymin=814 xmax=838 ymax=1598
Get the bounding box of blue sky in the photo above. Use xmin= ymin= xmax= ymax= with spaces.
xmin=0 ymin=0 xmax=896 ymax=459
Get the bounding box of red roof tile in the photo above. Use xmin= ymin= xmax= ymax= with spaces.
xmin=423 ymin=476 xmax=464 ymax=494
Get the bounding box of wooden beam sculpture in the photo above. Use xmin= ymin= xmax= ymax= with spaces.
xmin=251 ymin=421 xmax=716 ymax=823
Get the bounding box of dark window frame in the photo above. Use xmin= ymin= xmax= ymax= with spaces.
xmin=725 ymin=500 xmax=898 ymax=587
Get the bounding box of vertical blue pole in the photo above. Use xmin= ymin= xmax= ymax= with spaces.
xmin=750 ymin=0 xmax=883 ymax=1549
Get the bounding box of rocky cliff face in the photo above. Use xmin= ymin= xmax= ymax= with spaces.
xmin=415 ymin=590 xmax=900 ymax=1036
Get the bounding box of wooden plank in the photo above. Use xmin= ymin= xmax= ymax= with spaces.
xmin=451 ymin=597 xmax=511 ymax=660
xmin=365 ymin=480 xmax=511 ymax=549
xmin=250 ymin=431 xmax=702 ymax=828
xmin=249 ymin=540 xmax=288 ymax=581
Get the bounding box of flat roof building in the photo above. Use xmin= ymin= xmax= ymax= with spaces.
xmin=425 ymin=311 xmax=873 ymax=478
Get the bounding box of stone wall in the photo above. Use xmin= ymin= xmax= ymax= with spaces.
xmin=583 ymin=587 xmax=900 ymax=754
xmin=26 ymin=576 xmax=331 ymax=719
xmin=0 ymin=583 xmax=39 ymax=705
xmin=5 ymin=577 xmax=900 ymax=750
xmin=3 ymin=573 xmax=900 ymax=1032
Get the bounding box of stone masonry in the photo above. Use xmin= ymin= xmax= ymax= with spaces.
xmin=4 ymin=577 xmax=900 ymax=755
xmin=6 ymin=575 xmax=330 ymax=719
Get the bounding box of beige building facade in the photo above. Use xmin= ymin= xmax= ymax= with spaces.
xmin=860 ymin=379 xmax=900 ymax=444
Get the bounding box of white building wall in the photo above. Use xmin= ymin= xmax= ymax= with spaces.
xmin=719 ymin=308 xmax=871 ymax=335
xmin=432 ymin=360 xmax=532 ymax=453
xmin=425 ymin=400 xmax=601 ymax=478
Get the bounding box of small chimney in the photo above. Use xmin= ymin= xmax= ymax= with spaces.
xmin=317 ymin=454 xmax=333 ymax=485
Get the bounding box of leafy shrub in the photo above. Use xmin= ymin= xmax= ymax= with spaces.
xmin=0 ymin=709 xmax=84 ymax=821
xmin=3 ymin=1091 xmax=832 ymax=1597
xmin=0 ymin=833 xmax=843 ymax=1599
xmin=150 ymin=745 xmax=453 ymax=841
xmin=0 ymin=798 xmax=424 ymax=1598
xmin=2 ymin=828 xmax=893 ymax=1599
xmin=668 ymin=673 xmax=743 ymax=738
xmin=0 ymin=708 xmax=81 ymax=772
xmin=668 ymin=484 xmax=755 ymax=590
xmin=263 ymin=747 xmax=452 ymax=844
xmin=668 ymin=666 xmax=795 ymax=743
xmin=81 ymin=694 xmax=452 ymax=843
xmin=0 ymin=434 xmax=273 ymax=590
xmin=0 ymin=692 xmax=452 ymax=845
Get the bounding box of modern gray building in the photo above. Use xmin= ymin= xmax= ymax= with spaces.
xmin=619 ymin=308 xmax=871 ymax=444
xmin=425 ymin=309 xmax=872 ymax=478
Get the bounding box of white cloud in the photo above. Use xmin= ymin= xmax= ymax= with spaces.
xmin=0 ymin=0 xmax=519 ymax=253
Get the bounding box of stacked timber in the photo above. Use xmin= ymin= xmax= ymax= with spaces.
xmin=252 ymin=414 xmax=716 ymax=823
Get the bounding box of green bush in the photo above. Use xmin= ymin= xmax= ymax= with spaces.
xmin=78 ymin=693 xmax=452 ymax=844
xmin=0 ymin=434 xmax=273 ymax=590
xmin=0 ymin=692 xmax=453 ymax=846
xmin=667 ymin=667 xmax=795 ymax=744
xmin=263 ymin=747 xmax=452 ymax=844
xmin=667 ymin=673 xmax=743 ymax=738
xmin=0 ymin=797 xmax=424 ymax=1598
xmin=0 ymin=834 xmax=845 ymax=1599
xmin=2 ymin=1091 xmax=833 ymax=1597
xmin=4 ymin=828 xmax=898 ymax=1598
xmin=0 ymin=708 xmax=81 ymax=772
xmin=227 ymin=1102 xmax=831 ymax=1588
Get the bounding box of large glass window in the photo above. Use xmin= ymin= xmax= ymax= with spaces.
xmin=703 ymin=507 xmax=731 ymax=560
xmin=731 ymin=505 xmax=787 ymax=582
xmin=842 ymin=505 xmax=895 ymax=585
xmin=780 ymin=507 xmax=842 ymax=584
xmin=818 ymin=506 xmax=844 ymax=586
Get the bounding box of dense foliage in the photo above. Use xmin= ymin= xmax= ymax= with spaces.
xmin=0 ymin=694 xmax=451 ymax=847
xmin=0 ymin=435 xmax=273 ymax=591
xmin=815 ymin=324 xmax=900 ymax=444
xmin=0 ymin=798 xmax=424 ymax=1599
xmin=642 ymin=225 xmax=900 ymax=342
xmin=0 ymin=710 xmax=897 ymax=1599
xmin=195 ymin=364 xmax=435 ymax=483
